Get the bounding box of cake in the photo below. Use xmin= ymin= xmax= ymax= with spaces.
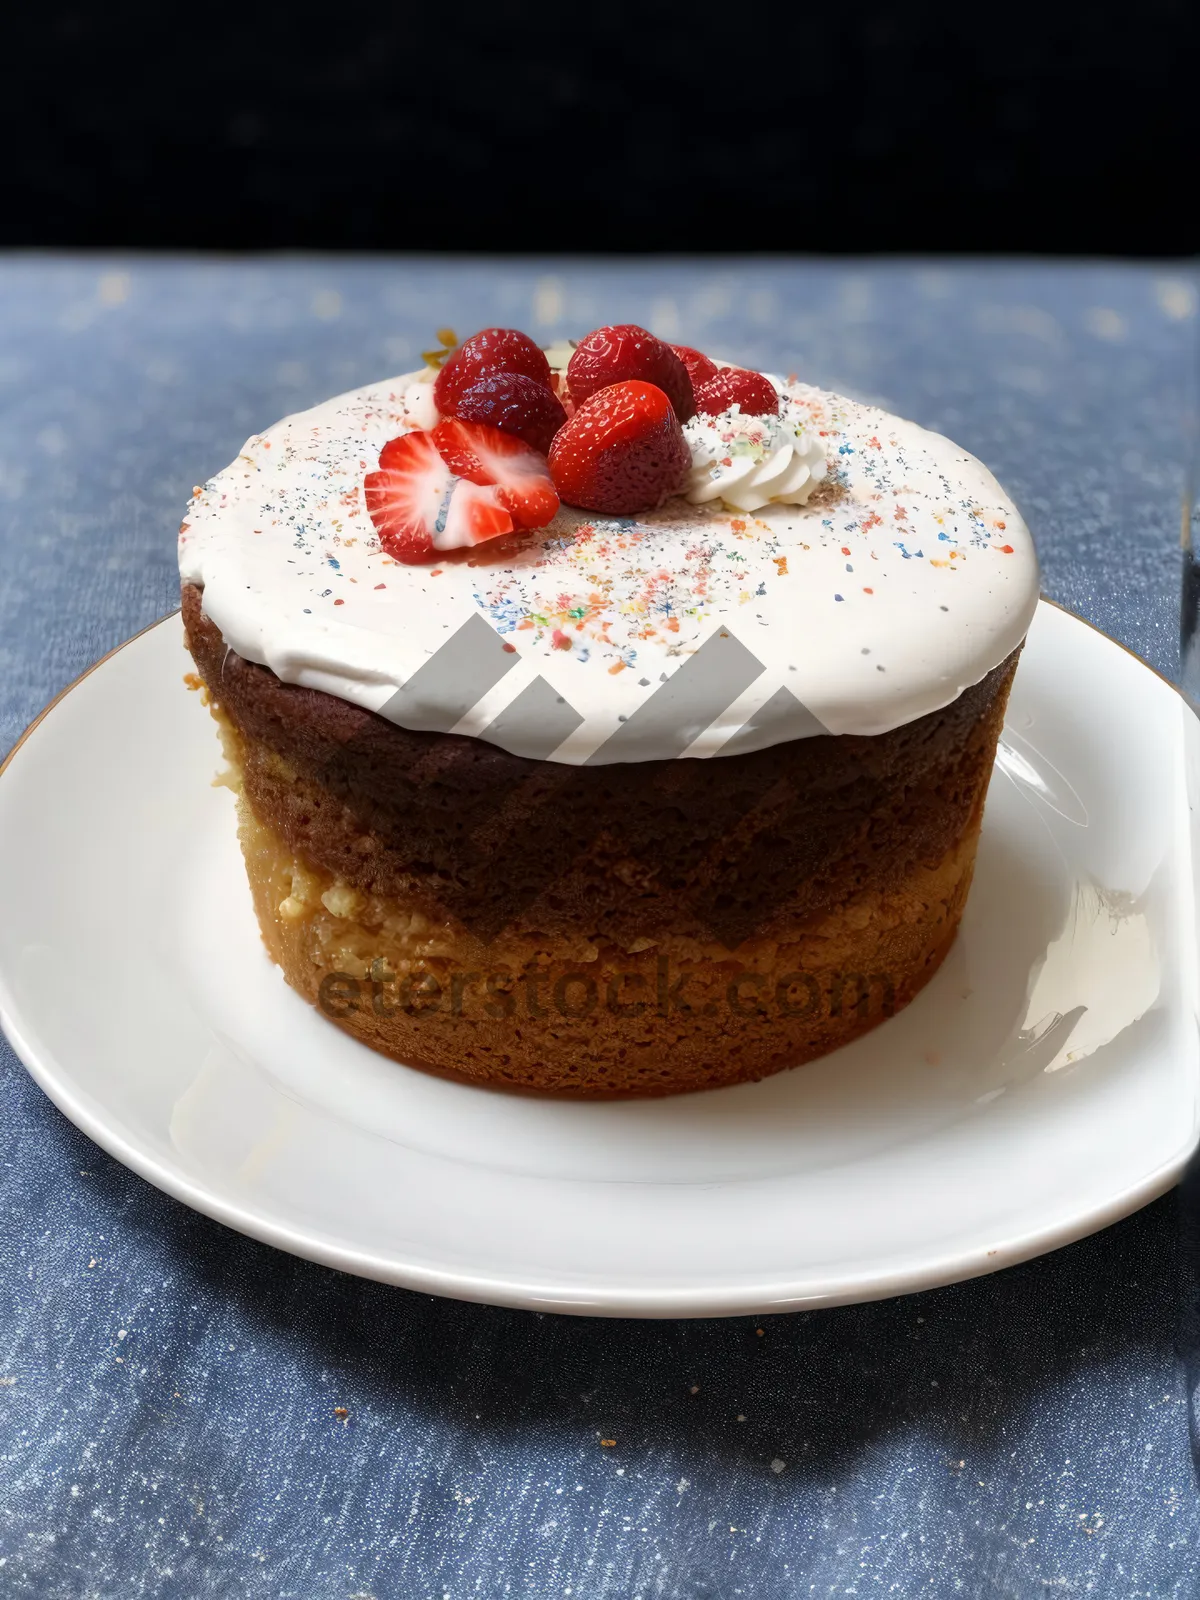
xmin=179 ymin=324 xmax=1038 ymax=1097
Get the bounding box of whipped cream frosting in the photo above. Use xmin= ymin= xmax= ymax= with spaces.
xmin=682 ymin=384 xmax=828 ymax=512
xmin=178 ymin=371 xmax=1039 ymax=765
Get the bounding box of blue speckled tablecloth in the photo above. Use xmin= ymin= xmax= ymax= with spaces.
xmin=1 ymin=256 xmax=1198 ymax=1599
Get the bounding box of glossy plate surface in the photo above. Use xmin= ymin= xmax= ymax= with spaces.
xmin=0 ymin=604 xmax=1196 ymax=1316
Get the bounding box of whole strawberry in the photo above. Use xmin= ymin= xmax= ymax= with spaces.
xmin=448 ymin=370 xmax=567 ymax=454
xmin=567 ymin=325 xmax=695 ymax=421
xmin=548 ymin=381 xmax=691 ymax=515
xmin=693 ymin=368 xmax=780 ymax=419
xmin=671 ymin=344 xmax=720 ymax=388
xmin=433 ymin=328 xmax=553 ymax=414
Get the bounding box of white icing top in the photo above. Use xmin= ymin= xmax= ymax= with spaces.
xmin=178 ymin=371 xmax=1039 ymax=765
xmin=683 ymin=384 xmax=828 ymax=511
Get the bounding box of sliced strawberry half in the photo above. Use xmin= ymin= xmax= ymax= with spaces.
xmin=365 ymin=430 xmax=513 ymax=563
xmin=432 ymin=418 xmax=559 ymax=530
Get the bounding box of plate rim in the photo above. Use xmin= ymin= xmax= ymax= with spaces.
xmin=1 ymin=600 xmax=1196 ymax=1318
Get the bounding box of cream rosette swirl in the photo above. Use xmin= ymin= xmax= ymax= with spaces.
xmin=683 ymin=383 xmax=828 ymax=513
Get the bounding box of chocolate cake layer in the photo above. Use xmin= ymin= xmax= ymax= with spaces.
xmin=182 ymin=581 xmax=1017 ymax=953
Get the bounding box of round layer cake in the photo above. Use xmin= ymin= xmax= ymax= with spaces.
xmin=179 ymin=339 xmax=1038 ymax=1097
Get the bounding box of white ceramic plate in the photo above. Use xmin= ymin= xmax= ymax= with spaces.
xmin=1 ymin=604 xmax=1197 ymax=1316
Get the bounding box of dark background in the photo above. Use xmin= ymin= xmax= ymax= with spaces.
xmin=2 ymin=1 xmax=1197 ymax=255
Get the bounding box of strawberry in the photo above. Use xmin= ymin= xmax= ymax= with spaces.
xmin=548 ymin=381 xmax=691 ymax=515
xmin=566 ymin=325 xmax=695 ymax=421
xmin=671 ymin=344 xmax=720 ymax=388
xmin=364 ymin=430 xmax=513 ymax=563
xmin=432 ymin=418 xmax=560 ymax=530
xmin=433 ymin=328 xmax=552 ymax=414
xmin=693 ymin=367 xmax=780 ymax=419
xmin=442 ymin=370 xmax=567 ymax=454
